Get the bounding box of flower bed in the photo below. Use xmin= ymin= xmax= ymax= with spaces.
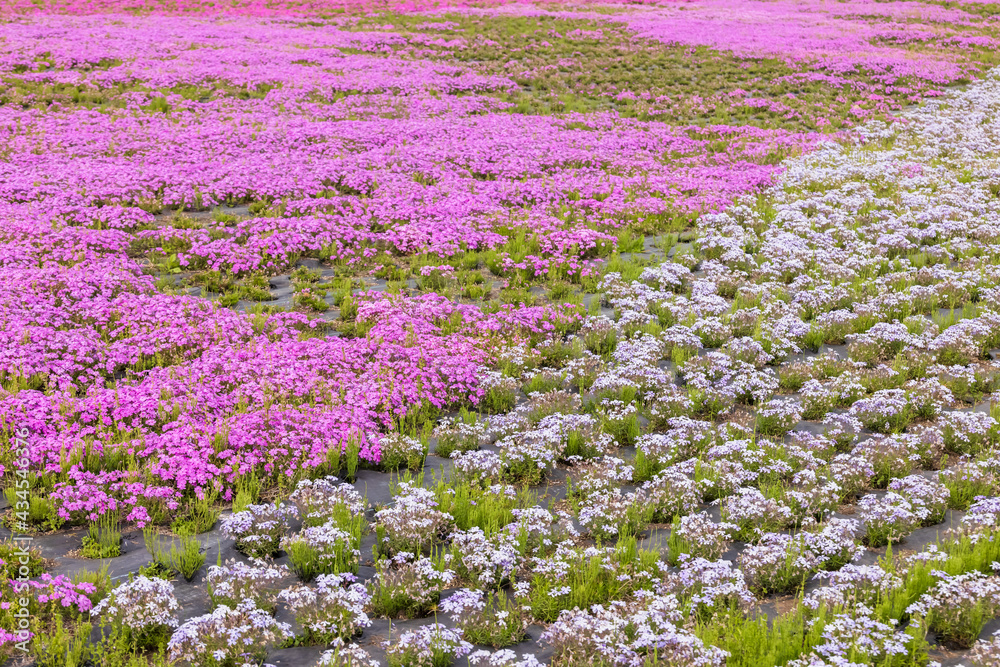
xmin=5 ymin=0 xmax=1000 ymax=665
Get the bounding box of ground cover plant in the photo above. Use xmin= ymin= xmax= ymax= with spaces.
xmin=4 ymin=0 xmax=1000 ymax=665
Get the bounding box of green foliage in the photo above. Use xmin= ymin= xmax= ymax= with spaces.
xmin=630 ymin=448 xmax=665 ymax=484
xmin=232 ymin=470 xmax=262 ymax=513
xmin=941 ymin=462 xmax=995 ymax=510
xmin=81 ymin=515 xmax=121 ymax=559
xmin=142 ymin=96 xmax=171 ymax=114
xmin=3 ymin=483 xmax=63 ymax=531
xmin=284 ymin=533 xmax=358 ymax=581
xmin=0 ymin=540 xmax=45 ymax=579
xmin=479 ymin=383 xmax=518 ymax=414
xmin=143 ymin=528 xmax=205 ymax=581
xmin=526 ymin=538 xmax=660 ymax=623
xmin=433 ymin=477 xmax=533 ymax=535
xmin=695 ymin=605 xmax=832 ymax=667
xmin=433 ymin=408 xmax=483 ymax=459
xmin=582 ymin=326 xmax=617 ymax=358
xmin=339 ymin=294 xmax=358 ymax=320
xmin=600 ymin=408 xmax=641 ymax=447
xmin=522 ymin=371 xmax=565 ymax=395
xmin=876 ymin=534 xmax=1000 ymax=622
xmin=171 ymin=492 xmax=220 ymax=535
xmin=32 ymin=616 xmax=90 ymax=667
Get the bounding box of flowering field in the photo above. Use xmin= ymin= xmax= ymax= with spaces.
xmin=4 ymin=0 xmax=1000 ymax=665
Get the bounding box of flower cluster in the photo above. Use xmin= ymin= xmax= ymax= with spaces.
xmin=288 ymin=477 xmax=366 ymax=529
xmin=319 ymin=640 xmax=380 ymax=667
xmin=374 ymin=483 xmax=452 ymax=555
xmin=796 ymin=607 xmax=911 ymax=666
xmin=638 ymin=468 xmax=701 ymax=522
xmin=167 ymin=599 xmax=293 ymax=666
xmin=370 ymin=553 xmax=455 ymax=619
xmin=433 ymin=417 xmax=489 ymax=458
xmin=670 ymin=512 xmax=735 ymax=562
xmin=857 ymin=492 xmax=922 ymax=547
xmin=907 ymin=572 xmax=1000 ymax=647
xmin=220 ymin=503 xmax=291 ymax=558
xmin=28 ymin=574 xmax=96 ymax=615
xmin=277 ymin=573 xmax=371 ymax=645
xmin=11 ymin=3 xmax=1000 ymax=666
xmin=663 ymin=557 xmax=755 ymax=619
xmin=375 ymin=432 xmax=427 ymax=472
xmin=93 ymin=576 xmax=179 ymax=649
xmin=440 ymin=588 xmax=527 ymax=647
xmin=385 ymin=623 xmax=473 ymax=667
xmin=448 ymin=528 xmax=520 ymax=589
xmin=206 ymin=559 xmax=291 ymax=611
xmin=540 ymin=591 xmax=728 ymax=667
xmin=887 ymin=475 xmax=949 ymax=527
xmin=806 ymin=564 xmax=902 ymax=610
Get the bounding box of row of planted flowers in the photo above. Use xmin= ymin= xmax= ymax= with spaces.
xmin=9 ymin=458 xmax=1000 ymax=666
